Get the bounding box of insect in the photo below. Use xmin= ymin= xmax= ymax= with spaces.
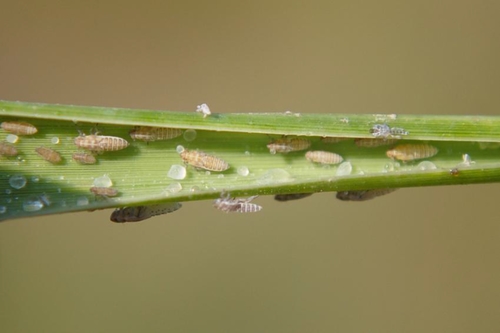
xmin=196 ymin=103 xmax=211 ymax=118
xmin=214 ymin=194 xmax=262 ymax=213
xmin=129 ymin=126 xmax=183 ymax=142
xmin=72 ymin=152 xmax=97 ymax=164
xmin=386 ymin=144 xmax=438 ymax=161
xmin=90 ymin=186 xmax=119 ymax=197
xmin=354 ymin=138 xmax=399 ymax=148
xmin=0 ymin=142 xmax=18 ymax=156
xmin=370 ymin=124 xmax=408 ymax=139
xmin=1 ymin=121 xmax=38 ymax=135
xmin=180 ymin=149 xmax=229 ymax=171
xmin=320 ymin=137 xmax=349 ymax=144
xmin=336 ymin=189 xmax=398 ymax=201
xmin=305 ymin=151 xmax=343 ymax=164
xmin=274 ymin=193 xmax=313 ymax=202
xmin=450 ymin=168 xmax=460 ymax=177
xmin=267 ymin=137 xmax=311 ymax=154
xmin=74 ymin=134 xmax=129 ymax=152
xmin=35 ymin=146 xmax=62 ymax=164
xmin=110 ymin=202 xmax=182 ymax=223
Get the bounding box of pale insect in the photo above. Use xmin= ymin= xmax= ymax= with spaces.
xmin=196 ymin=103 xmax=211 ymax=118
xmin=129 ymin=126 xmax=183 ymax=142
xmin=110 ymin=202 xmax=182 ymax=223
xmin=180 ymin=149 xmax=230 ymax=171
xmin=336 ymin=188 xmax=398 ymax=201
xmin=274 ymin=193 xmax=313 ymax=202
xmin=267 ymin=137 xmax=311 ymax=154
xmin=386 ymin=143 xmax=438 ymax=161
xmin=90 ymin=186 xmax=119 ymax=197
xmin=0 ymin=142 xmax=18 ymax=156
xmin=305 ymin=151 xmax=343 ymax=164
xmin=214 ymin=194 xmax=262 ymax=213
xmin=72 ymin=152 xmax=97 ymax=164
xmin=354 ymin=138 xmax=399 ymax=148
xmin=74 ymin=134 xmax=129 ymax=152
xmin=320 ymin=137 xmax=349 ymax=144
xmin=370 ymin=124 xmax=408 ymax=139
xmin=1 ymin=121 xmax=38 ymax=135
xmin=35 ymin=146 xmax=62 ymax=164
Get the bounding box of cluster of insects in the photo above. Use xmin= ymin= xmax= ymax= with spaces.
xmin=0 ymin=115 xmax=470 ymax=223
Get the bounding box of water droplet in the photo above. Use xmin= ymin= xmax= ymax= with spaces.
xmin=190 ymin=185 xmax=200 ymax=192
xmin=335 ymin=162 xmax=352 ymax=176
xmin=340 ymin=117 xmax=349 ymax=124
xmin=31 ymin=176 xmax=40 ymax=183
xmin=0 ymin=206 xmax=7 ymax=214
xmin=93 ymin=175 xmax=112 ymax=187
xmin=183 ymin=129 xmax=197 ymax=142
xmin=51 ymin=137 xmax=60 ymax=144
xmin=205 ymin=171 xmax=211 ymax=176
xmin=416 ymin=161 xmax=437 ymax=170
xmin=76 ymin=196 xmax=89 ymax=206
xmin=58 ymin=175 xmax=65 ymax=181
xmin=176 ymin=145 xmax=185 ymax=153
xmin=217 ymin=174 xmax=224 ymax=178
xmin=237 ymin=166 xmax=249 ymax=176
xmin=5 ymin=134 xmax=18 ymax=143
xmin=5 ymin=189 xmax=11 ymax=194
xmin=9 ymin=175 xmax=27 ymax=189
xmin=284 ymin=110 xmax=292 ymax=115
xmin=167 ymin=164 xmax=187 ymax=180
xmin=244 ymin=151 xmax=251 ymax=156
xmin=257 ymin=169 xmax=292 ymax=184
xmin=166 ymin=182 xmax=182 ymax=194
xmin=23 ymin=197 xmax=44 ymax=212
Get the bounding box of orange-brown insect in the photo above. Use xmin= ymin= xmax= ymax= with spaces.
xmin=72 ymin=152 xmax=97 ymax=164
xmin=336 ymin=189 xmax=398 ymax=201
xmin=386 ymin=144 xmax=438 ymax=161
xmin=267 ymin=137 xmax=311 ymax=154
xmin=74 ymin=134 xmax=129 ymax=152
xmin=305 ymin=151 xmax=343 ymax=164
xmin=35 ymin=146 xmax=62 ymax=164
xmin=90 ymin=186 xmax=119 ymax=197
xmin=274 ymin=193 xmax=312 ymax=202
xmin=354 ymin=138 xmax=399 ymax=148
xmin=320 ymin=137 xmax=349 ymax=144
xmin=129 ymin=126 xmax=183 ymax=142
xmin=0 ymin=142 xmax=18 ymax=156
xmin=1 ymin=121 xmax=38 ymax=135
xmin=180 ymin=149 xmax=229 ymax=171
xmin=110 ymin=202 xmax=182 ymax=223
xmin=214 ymin=194 xmax=262 ymax=213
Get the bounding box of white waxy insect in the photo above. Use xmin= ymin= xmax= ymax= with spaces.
xmin=1 ymin=121 xmax=38 ymax=135
xmin=274 ymin=193 xmax=313 ymax=202
xmin=72 ymin=152 xmax=97 ymax=164
xmin=180 ymin=149 xmax=230 ymax=171
xmin=110 ymin=202 xmax=182 ymax=223
xmin=320 ymin=137 xmax=349 ymax=144
xmin=196 ymin=103 xmax=211 ymax=118
xmin=336 ymin=189 xmax=398 ymax=201
xmin=0 ymin=142 xmax=18 ymax=156
xmin=305 ymin=150 xmax=343 ymax=164
xmin=370 ymin=124 xmax=409 ymax=139
xmin=354 ymin=138 xmax=399 ymax=148
xmin=90 ymin=186 xmax=119 ymax=197
xmin=214 ymin=194 xmax=262 ymax=213
xmin=129 ymin=126 xmax=183 ymax=142
xmin=74 ymin=134 xmax=129 ymax=152
xmin=35 ymin=146 xmax=62 ymax=164
xmin=386 ymin=143 xmax=438 ymax=161
xmin=267 ymin=137 xmax=311 ymax=154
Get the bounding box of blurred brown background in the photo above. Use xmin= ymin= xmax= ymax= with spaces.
xmin=1 ymin=1 xmax=500 ymax=332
